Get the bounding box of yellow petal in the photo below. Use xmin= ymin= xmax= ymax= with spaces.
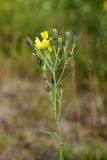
xmin=40 ymin=31 xmax=48 ymax=39
xmin=48 ymin=46 xmax=52 ymax=52
xmin=41 ymin=39 xmax=50 ymax=49
xmin=35 ymin=37 xmax=42 ymax=49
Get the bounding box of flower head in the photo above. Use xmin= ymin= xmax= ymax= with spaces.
xmin=34 ymin=31 xmax=52 ymax=53
xmin=40 ymin=31 xmax=49 ymax=39
xmin=41 ymin=39 xmax=50 ymax=49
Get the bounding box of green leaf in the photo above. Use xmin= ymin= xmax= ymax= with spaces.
xmin=52 ymin=131 xmax=59 ymax=139
xmin=32 ymin=128 xmax=59 ymax=139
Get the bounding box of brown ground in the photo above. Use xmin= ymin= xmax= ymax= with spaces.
xmin=0 ymin=75 xmax=107 ymax=160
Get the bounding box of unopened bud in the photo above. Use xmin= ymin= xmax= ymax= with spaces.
xmin=62 ymin=32 xmax=70 ymax=48
xmin=64 ymin=32 xmax=70 ymax=40
xmin=58 ymin=37 xmax=62 ymax=50
xmin=72 ymin=34 xmax=77 ymax=44
xmin=50 ymin=29 xmax=58 ymax=49
xmin=26 ymin=37 xmax=35 ymax=51
xmin=51 ymin=29 xmax=58 ymax=39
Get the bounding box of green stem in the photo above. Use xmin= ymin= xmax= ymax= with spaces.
xmin=53 ymin=71 xmax=57 ymax=124
xmin=57 ymin=64 xmax=66 ymax=85
xmin=57 ymin=88 xmax=62 ymax=125
xmin=53 ymin=71 xmax=63 ymax=160
xmin=58 ymin=125 xmax=63 ymax=160
xmin=70 ymin=44 xmax=76 ymax=56
xmin=52 ymin=53 xmax=64 ymax=160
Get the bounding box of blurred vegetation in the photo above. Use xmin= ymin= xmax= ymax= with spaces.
xmin=0 ymin=0 xmax=107 ymax=85
xmin=0 ymin=0 xmax=107 ymax=159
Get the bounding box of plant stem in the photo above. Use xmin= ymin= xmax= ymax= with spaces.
xmin=57 ymin=63 xmax=66 ymax=85
xmin=53 ymin=71 xmax=57 ymax=124
xmin=58 ymin=125 xmax=63 ymax=160
xmin=52 ymin=70 xmax=63 ymax=160
xmin=52 ymin=69 xmax=63 ymax=160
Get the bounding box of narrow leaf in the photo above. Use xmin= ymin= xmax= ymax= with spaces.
xmin=32 ymin=128 xmax=59 ymax=139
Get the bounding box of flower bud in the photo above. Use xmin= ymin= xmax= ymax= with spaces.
xmin=72 ymin=34 xmax=77 ymax=44
xmin=26 ymin=37 xmax=35 ymax=51
xmin=51 ymin=29 xmax=58 ymax=39
xmin=64 ymin=32 xmax=70 ymax=40
xmin=58 ymin=37 xmax=62 ymax=51
xmin=62 ymin=32 xmax=70 ymax=48
xmin=50 ymin=29 xmax=58 ymax=49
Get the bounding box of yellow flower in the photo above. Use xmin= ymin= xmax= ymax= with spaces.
xmin=34 ymin=31 xmax=52 ymax=52
xmin=41 ymin=39 xmax=52 ymax=52
xmin=35 ymin=37 xmax=42 ymax=49
xmin=40 ymin=31 xmax=48 ymax=39
xmin=41 ymin=39 xmax=50 ymax=49
xmin=103 ymin=1 xmax=107 ymax=12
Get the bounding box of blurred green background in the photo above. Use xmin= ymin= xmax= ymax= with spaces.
xmin=0 ymin=0 xmax=107 ymax=159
